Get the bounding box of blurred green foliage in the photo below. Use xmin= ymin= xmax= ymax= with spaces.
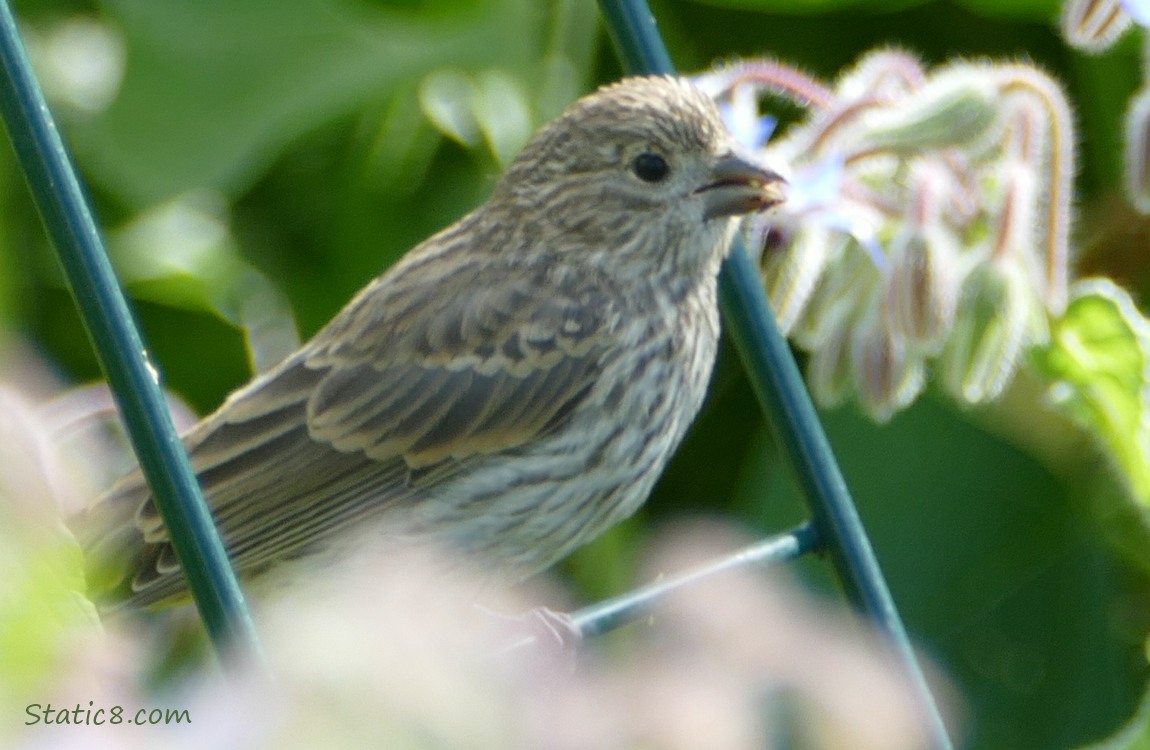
xmin=3 ymin=0 xmax=1150 ymax=748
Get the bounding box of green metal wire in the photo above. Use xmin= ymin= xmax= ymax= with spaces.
xmin=497 ymin=523 xmax=818 ymax=657
xmin=572 ymin=522 xmax=819 ymax=638
xmin=0 ymin=1 xmax=259 ymax=662
xmin=595 ymin=1 xmax=955 ymax=747
xmin=599 ymin=0 xmax=674 ymax=75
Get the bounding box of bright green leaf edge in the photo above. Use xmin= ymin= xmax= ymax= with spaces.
xmin=1032 ymin=277 xmax=1150 ymax=504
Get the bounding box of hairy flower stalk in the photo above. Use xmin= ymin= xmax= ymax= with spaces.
xmin=992 ymin=65 xmax=1076 ymax=314
xmin=695 ymin=51 xmax=1076 ymax=420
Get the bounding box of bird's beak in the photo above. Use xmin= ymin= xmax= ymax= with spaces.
xmin=696 ymin=153 xmax=786 ymax=220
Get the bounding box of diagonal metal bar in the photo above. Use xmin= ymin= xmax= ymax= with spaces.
xmin=596 ymin=1 xmax=955 ymax=747
xmin=498 ymin=523 xmax=818 ymax=657
xmin=572 ymin=522 xmax=819 ymax=638
xmin=0 ymin=0 xmax=259 ymax=662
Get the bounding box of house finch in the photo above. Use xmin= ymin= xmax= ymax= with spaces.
xmin=80 ymin=75 xmax=785 ymax=609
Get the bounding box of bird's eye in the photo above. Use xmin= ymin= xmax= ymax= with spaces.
xmin=631 ymin=151 xmax=670 ymax=183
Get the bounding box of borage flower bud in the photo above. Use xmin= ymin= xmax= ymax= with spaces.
xmin=1060 ymin=0 xmax=1134 ymax=52
xmin=859 ymin=69 xmax=999 ymax=153
xmin=1000 ymin=96 xmax=1047 ymax=167
xmin=791 ymin=239 xmax=880 ymax=350
xmin=986 ymin=160 xmax=1044 ymax=299
xmin=762 ymin=225 xmax=840 ymax=336
xmin=1125 ymin=86 xmax=1150 ymax=214
xmin=941 ymin=257 xmax=1048 ymax=404
xmin=850 ymin=306 xmax=926 ymax=422
xmin=806 ymin=309 xmax=857 ymax=410
xmin=884 ymin=224 xmax=964 ymax=353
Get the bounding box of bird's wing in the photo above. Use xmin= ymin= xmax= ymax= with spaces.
xmin=81 ymin=241 xmax=621 ymax=607
xmin=302 ymin=267 xmax=611 ymax=469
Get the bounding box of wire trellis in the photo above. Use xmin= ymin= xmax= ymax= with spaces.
xmin=0 ymin=0 xmax=953 ymax=745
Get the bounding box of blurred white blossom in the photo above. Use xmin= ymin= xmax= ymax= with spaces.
xmin=10 ymin=509 xmax=947 ymax=749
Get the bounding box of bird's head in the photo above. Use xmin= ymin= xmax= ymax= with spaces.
xmin=493 ymin=76 xmax=785 ymax=280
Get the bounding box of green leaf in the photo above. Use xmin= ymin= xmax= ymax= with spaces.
xmin=419 ymin=68 xmax=482 ymax=147
xmin=74 ymin=0 xmax=555 ymax=205
xmin=111 ymin=194 xmax=300 ymax=374
xmin=418 ymin=67 xmax=534 ymax=165
xmin=1032 ymin=278 xmax=1150 ymax=504
xmin=727 ymin=395 xmax=1148 ymax=748
xmin=472 ymin=69 xmax=533 ymax=166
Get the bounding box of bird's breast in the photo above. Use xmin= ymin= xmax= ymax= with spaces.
xmin=417 ymin=278 xmax=723 ymax=579
xmin=593 ymin=278 xmax=720 ymax=452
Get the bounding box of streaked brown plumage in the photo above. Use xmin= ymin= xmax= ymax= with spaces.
xmin=79 ymin=75 xmax=785 ymax=608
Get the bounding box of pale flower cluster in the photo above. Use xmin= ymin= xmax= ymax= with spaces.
xmin=695 ymin=53 xmax=1075 ymax=421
